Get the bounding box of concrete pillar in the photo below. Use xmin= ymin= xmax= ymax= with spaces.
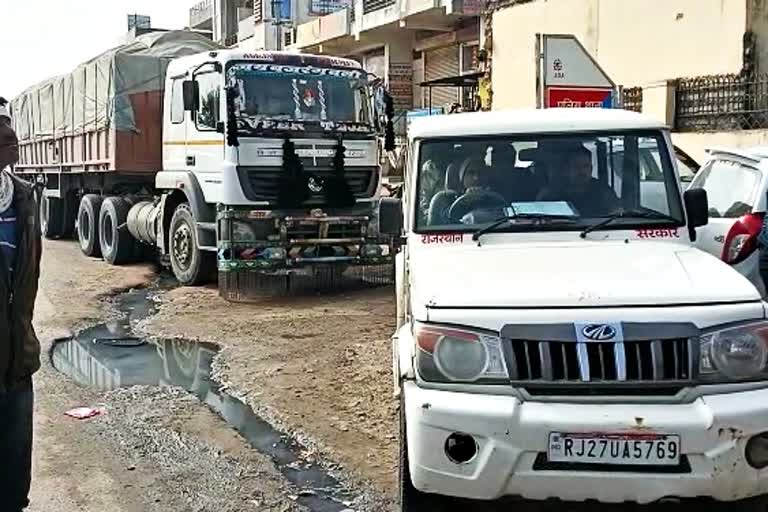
xmin=385 ymin=35 xmax=415 ymax=114
xmin=642 ymin=80 xmax=677 ymax=128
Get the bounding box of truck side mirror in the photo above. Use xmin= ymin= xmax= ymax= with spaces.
xmin=182 ymin=80 xmax=199 ymax=112
xmin=379 ymin=197 xmax=403 ymax=236
xmin=684 ymin=188 xmax=708 ymax=240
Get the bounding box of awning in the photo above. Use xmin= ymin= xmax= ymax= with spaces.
xmin=419 ymin=71 xmax=484 ymax=88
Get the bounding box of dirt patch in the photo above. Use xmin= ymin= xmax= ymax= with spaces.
xmin=38 ymin=239 xmax=155 ymax=334
xmin=141 ymin=283 xmax=399 ymax=502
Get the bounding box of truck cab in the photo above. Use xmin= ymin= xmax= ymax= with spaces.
xmin=386 ymin=108 xmax=768 ymax=510
xmin=156 ymin=50 xmax=395 ymax=298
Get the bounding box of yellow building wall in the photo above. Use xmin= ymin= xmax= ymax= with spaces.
xmin=491 ymin=0 xmax=748 ymax=110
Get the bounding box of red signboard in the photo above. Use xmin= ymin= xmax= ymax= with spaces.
xmin=545 ymin=87 xmax=613 ymax=108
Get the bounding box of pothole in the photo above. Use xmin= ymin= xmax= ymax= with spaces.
xmin=51 ymin=283 xmax=358 ymax=512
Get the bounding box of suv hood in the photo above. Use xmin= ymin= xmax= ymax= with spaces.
xmin=410 ymin=241 xmax=760 ymax=309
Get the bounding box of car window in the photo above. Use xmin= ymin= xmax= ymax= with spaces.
xmin=691 ymin=159 xmax=760 ymax=218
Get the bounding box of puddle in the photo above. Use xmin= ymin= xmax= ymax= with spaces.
xmin=52 ymin=285 xmax=356 ymax=512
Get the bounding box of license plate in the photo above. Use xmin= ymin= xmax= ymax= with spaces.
xmin=548 ymin=432 xmax=681 ymax=466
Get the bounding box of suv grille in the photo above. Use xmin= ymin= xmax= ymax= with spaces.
xmin=508 ymin=339 xmax=692 ymax=385
xmin=238 ymin=167 xmax=378 ymax=203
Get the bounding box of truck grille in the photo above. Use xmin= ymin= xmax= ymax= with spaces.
xmin=508 ymin=338 xmax=693 ymax=389
xmin=286 ymin=221 xmax=365 ymax=241
xmin=238 ymin=167 xmax=378 ymax=203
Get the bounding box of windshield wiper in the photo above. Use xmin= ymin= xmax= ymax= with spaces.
xmin=472 ymin=213 xmax=578 ymax=243
xmin=579 ymin=209 xmax=682 ymax=239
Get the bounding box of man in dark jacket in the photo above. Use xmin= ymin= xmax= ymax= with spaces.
xmin=0 ymin=96 xmax=42 ymax=512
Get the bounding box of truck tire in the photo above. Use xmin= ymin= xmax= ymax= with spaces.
xmin=169 ymin=203 xmax=214 ymax=286
xmin=62 ymin=194 xmax=78 ymax=239
xmin=78 ymin=194 xmax=103 ymax=258
xmin=39 ymin=194 xmax=65 ymax=239
xmin=99 ymin=197 xmax=135 ymax=265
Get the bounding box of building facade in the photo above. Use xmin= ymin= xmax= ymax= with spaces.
xmin=489 ymin=0 xmax=768 ymax=161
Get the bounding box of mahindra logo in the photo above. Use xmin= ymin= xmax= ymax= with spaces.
xmin=581 ymin=324 xmax=617 ymax=341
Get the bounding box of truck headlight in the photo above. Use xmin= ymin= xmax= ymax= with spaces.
xmin=700 ymin=322 xmax=768 ymax=381
xmin=414 ymin=323 xmax=508 ymax=383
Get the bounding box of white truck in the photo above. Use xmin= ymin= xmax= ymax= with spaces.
xmin=382 ymin=107 xmax=768 ymax=510
xmin=11 ymin=31 xmax=396 ymax=300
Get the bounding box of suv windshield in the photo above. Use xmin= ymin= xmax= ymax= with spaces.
xmin=228 ymin=63 xmax=371 ymax=132
xmin=415 ymin=131 xmax=685 ymax=232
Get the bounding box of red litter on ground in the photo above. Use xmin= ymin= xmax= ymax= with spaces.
xmin=64 ymin=407 xmax=104 ymax=420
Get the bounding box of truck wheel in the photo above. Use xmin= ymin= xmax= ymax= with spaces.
xmin=78 ymin=194 xmax=103 ymax=258
xmin=169 ymin=203 xmax=214 ymax=286
xmin=39 ymin=193 xmax=65 ymax=239
xmin=62 ymin=194 xmax=77 ymax=239
xmin=99 ymin=197 xmax=135 ymax=265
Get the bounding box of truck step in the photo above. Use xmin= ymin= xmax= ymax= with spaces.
xmin=197 ymin=222 xmax=216 ymax=231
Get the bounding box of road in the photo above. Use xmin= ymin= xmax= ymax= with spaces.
xmin=29 ymin=239 xmax=701 ymax=512
xmin=28 ymin=240 xmax=316 ymax=512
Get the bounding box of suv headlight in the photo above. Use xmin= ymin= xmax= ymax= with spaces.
xmin=700 ymin=321 xmax=768 ymax=381
xmin=414 ymin=323 xmax=509 ymax=383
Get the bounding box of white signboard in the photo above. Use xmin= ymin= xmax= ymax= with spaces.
xmin=542 ymin=34 xmax=614 ymax=88
xmin=536 ymin=33 xmax=616 ymax=108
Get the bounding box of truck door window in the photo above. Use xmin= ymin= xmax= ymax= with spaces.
xmin=195 ymin=72 xmax=220 ymax=131
xmin=170 ymin=78 xmax=184 ymax=124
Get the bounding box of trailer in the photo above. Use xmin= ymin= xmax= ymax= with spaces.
xmin=11 ymin=31 xmax=398 ymax=300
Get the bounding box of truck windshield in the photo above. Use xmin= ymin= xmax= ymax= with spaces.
xmin=228 ymin=63 xmax=372 ymax=131
xmin=415 ymin=131 xmax=685 ymax=232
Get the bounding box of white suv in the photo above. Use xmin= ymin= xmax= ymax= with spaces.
xmin=381 ymin=108 xmax=768 ymax=510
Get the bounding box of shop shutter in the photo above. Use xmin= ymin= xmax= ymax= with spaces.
xmin=424 ymin=45 xmax=459 ymax=111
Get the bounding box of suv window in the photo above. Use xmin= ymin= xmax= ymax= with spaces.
xmin=692 ymin=159 xmax=760 ymax=218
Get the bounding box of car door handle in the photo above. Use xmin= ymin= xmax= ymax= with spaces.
xmin=186 ymin=156 xmax=196 ymax=166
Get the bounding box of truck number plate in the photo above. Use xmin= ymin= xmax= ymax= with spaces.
xmin=548 ymin=432 xmax=681 ymax=466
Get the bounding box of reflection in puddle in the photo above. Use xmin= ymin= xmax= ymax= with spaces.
xmin=51 ymin=286 xmax=354 ymax=512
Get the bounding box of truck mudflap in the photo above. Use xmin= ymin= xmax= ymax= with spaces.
xmin=216 ymin=208 xmax=395 ymax=301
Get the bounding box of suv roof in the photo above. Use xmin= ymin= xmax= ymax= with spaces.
xmin=408 ymin=108 xmax=668 ymax=139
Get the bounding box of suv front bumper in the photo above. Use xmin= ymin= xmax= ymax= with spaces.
xmin=404 ymin=381 xmax=768 ymax=504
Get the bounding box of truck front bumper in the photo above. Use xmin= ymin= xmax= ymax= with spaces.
xmin=403 ymin=381 xmax=768 ymax=504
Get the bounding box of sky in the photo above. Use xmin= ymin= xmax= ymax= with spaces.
xmin=1 ymin=1 xmax=193 ymax=99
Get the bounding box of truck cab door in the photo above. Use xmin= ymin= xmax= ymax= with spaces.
xmin=186 ymin=64 xmax=225 ymax=199
xmin=165 ymin=77 xmax=189 ymax=170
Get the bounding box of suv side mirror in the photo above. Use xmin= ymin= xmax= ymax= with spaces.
xmin=182 ymin=80 xmax=199 ymax=112
xmin=379 ymin=197 xmax=403 ymax=236
xmin=684 ymin=188 xmax=708 ymax=240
